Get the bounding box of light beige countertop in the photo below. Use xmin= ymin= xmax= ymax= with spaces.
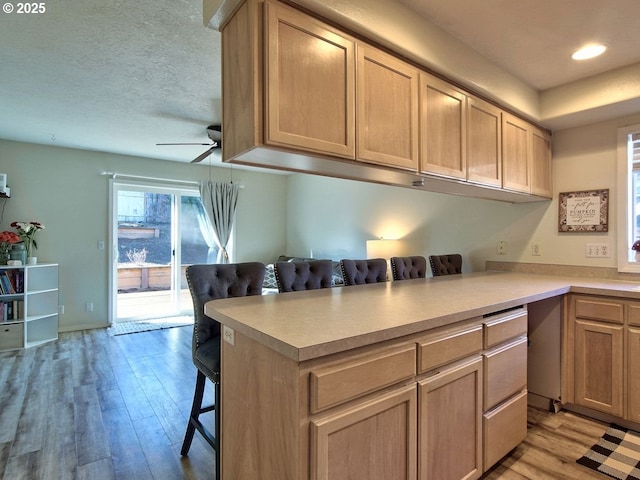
xmin=204 ymin=271 xmax=640 ymax=362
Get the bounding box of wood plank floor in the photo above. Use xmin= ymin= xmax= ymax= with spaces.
xmin=0 ymin=327 xmax=612 ymax=479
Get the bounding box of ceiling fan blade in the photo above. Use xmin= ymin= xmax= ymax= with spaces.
xmin=156 ymin=142 xmax=212 ymax=146
xmin=191 ymin=147 xmax=216 ymax=163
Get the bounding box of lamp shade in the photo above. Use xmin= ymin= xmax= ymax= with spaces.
xmin=366 ymin=239 xmax=402 ymax=259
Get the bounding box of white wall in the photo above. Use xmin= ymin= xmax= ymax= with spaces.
xmin=0 ymin=140 xmax=287 ymax=331
xmin=285 ymin=112 xmax=640 ymax=275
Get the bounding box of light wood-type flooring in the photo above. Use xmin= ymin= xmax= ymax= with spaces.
xmin=0 ymin=326 xmax=612 ymax=479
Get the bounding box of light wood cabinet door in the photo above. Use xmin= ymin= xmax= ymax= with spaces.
xmin=628 ymin=327 xmax=640 ymax=422
xmin=574 ymin=319 xmax=624 ymax=416
xmin=264 ymin=3 xmax=355 ymax=158
xmin=467 ymin=96 xmax=502 ymax=187
xmin=311 ymin=384 xmax=417 ymax=480
xmin=356 ymin=44 xmax=419 ymax=170
xmin=418 ymin=357 xmax=482 ymax=480
xmin=420 ymin=73 xmax=467 ymax=179
xmin=502 ymin=112 xmax=530 ymax=193
xmin=530 ymin=126 xmax=552 ymax=198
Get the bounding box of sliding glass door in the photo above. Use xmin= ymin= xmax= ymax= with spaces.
xmin=110 ymin=180 xmax=217 ymax=323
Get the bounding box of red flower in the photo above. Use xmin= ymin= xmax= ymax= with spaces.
xmin=632 ymin=240 xmax=640 ymax=251
xmin=0 ymin=231 xmax=20 ymax=244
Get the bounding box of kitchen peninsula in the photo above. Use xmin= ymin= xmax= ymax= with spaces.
xmin=205 ymin=271 xmax=640 ymax=480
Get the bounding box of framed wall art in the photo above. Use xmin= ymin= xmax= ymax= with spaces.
xmin=558 ymin=189 xmax=609 ymax=232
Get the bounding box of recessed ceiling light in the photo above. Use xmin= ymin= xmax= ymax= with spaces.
xmin=571 ymin=44 xmax=607 ymax=61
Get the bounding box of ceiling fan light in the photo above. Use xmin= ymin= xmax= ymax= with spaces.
xmin=571 ymin=44 xmax=607 ymax=61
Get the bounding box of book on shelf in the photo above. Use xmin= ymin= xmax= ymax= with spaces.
xmin=0 ymin=300 xmax=23 ymax=322
xmin=0 ymin=270 xmax=24 ymax=294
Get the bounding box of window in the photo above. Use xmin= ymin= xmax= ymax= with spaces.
xmin=617 ymin=125 xmax=640 ymax=272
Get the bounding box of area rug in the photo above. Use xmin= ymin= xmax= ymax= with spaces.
xmin=577 ymin=424 xmax=640 ymax=480
xmin=107 ymin=315 xmax=194 ymax=336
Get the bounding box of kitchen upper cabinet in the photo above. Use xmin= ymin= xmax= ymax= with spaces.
xmin=467 ymin=96 xmax=502 ymax=188
xmin=420 ymin=73 xmax=467 ymax=179
xmin=221 ymin=0 xmax=552 ymax=203
xmin=264 ymin=2 xmax=355 ymax=158
xmin=530 ymin=126 xmax=553 ymax=198
xmin=356 ymin=44 xmax=419 ymax=170
xmin=502 ymin=112 xmax=530 ymax=193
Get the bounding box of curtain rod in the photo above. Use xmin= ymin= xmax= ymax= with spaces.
xmin=101 ymin=172 xmax=243 ymax=187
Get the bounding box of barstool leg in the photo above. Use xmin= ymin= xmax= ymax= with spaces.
xmin=181 ymin=370 xmax=207 ymax=456
xmin=215 ymin=381 xmax=221 ymax=479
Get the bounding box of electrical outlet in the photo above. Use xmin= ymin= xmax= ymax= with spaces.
xmin=532 ymin=242 xmax=542 ymax=256
xmin=223 ymin=325 xmax=235 ymax=346
xmin=58 ymin=305 xmax=64 ymax=315
xmin=585 ymin=243 xmax=610 ymax=257
xmin=85 ymin=302 xmax=94 ymax=312
xmin=496 ymin=241 xmax=507 ymax=255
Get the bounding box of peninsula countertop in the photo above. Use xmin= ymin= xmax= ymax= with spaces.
xmin=204 ymin=271 xmax=640 ymax=362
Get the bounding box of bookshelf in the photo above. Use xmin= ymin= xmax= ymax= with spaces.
xmin=0 ymin=263 xmax=58 ymax=351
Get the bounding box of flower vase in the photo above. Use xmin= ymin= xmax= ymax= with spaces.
xmin=27 ymin=256 xmax=37 ymax=265
xmin=635 ymin=251 xmax=640 ymax=262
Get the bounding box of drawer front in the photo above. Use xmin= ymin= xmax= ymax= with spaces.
xmin=418 ymin=325 xmax=482 ymax=374
xmin=483 ymin=389 xmax=527 ymax=471
xmin=483 ymin=309 xmax=527 ymax=349
xmin=628 ymin=303 xmax=640 ymax=327
xmin=574 ymin=296 xmax=624 ymax=324
xmin=484 ymin=337 xmax=527 ymax=410
xmin=0 ymin=322 xmax=23 ymax=350
xmin=310 ymin=344 xmax=416 ymax=413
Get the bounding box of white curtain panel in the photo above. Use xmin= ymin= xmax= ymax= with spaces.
xmin=199 ymin=181 xmax=240 ymax=263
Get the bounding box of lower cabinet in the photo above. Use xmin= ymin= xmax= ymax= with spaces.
xmin=221 ymin=308 xmax=528 ymax=480
xmin=565 ymin=294 xmax=631 ymax=420
xmin=311 ymin=384 xmax=417 ymax=480
xmin=418 ymin=357 xmax=483 ymax=480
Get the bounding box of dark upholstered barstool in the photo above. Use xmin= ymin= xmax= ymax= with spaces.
xmin=274 ymin=260 xmax=333 ymax=292
xmin=390 ymin=256 xmax=427 ymax=281
xmin=181 ymin=262 xmax=266 ymax=477
xmin=339 ymin=258 xmax=388 ymax=285
xmin=429 ymin=254 xmax=463 ymax=276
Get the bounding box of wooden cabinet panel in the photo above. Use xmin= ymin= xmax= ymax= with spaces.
xmin=502 ymin=112 xmax=530 ymax=193
xmin=483 ymin=309 xmax=527 ymax=349
xmin=310 ymin=344 xmax=416 ymax=413
xmin=483 ymin=337 xmax=527 ymax=411
xmin=417 ymin=325 xmax=482 ymax=374
xmin=628 ymin=303 xmax=640 ymax=327
xmin=483 ymin=389 xmax=527 ymax=471
xmin=418 ymin=357 xmax=482 ymax=480
xmin=356 ymin=44 xmax=419 ymax=170
xmin=467 ymin=96 xmax=502 ymax=187
xmin=628 ymin=327 xmax=640 ymax=422
xmin=575 ymin=297 xmax=624 ymax=324
xmin=420 ymin=73 xmax=467 ymax=179
xmin=574 ymin=319 xmax=624 ymax=416
xmin=530 ymin=126 xmax=552 ymax=198
xmin=264 ymin=3 xmax=355 ymax=158
xmin=311 ymin=384 xmax=417 ymax=480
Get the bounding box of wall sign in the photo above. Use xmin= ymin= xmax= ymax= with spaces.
xmin=558 ymin=189 xmax=609 ymax=233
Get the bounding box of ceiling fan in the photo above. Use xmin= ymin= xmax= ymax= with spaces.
xmin=156 ymin=125 xmax=222 ymax=163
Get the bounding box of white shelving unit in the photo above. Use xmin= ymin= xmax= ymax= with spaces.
xmin=0 ymin=263 xmax=59 ymax=351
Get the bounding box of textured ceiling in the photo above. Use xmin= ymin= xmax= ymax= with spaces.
xmin=1 ymin=0 xmax=640 ymax=166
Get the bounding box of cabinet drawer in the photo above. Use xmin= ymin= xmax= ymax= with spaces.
xmin=574 ymin=296 xmax=624 ymax=324
xmin=310 ymin=344 xmax=416 ymax=413
xmin=483 ymin=389 xmax=527 ymax=471
xmin=483 ymin=309 xmax=527 ymax=349
xmin=628 ymin=303 xmax=640 ymax=327
xmin=0 ymin=322 xmax=23 ymax=350
xmin=417 ymin=325 xmax=482 ymax=374
xmin=484 ymin=337 xmax=527 ymax=410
